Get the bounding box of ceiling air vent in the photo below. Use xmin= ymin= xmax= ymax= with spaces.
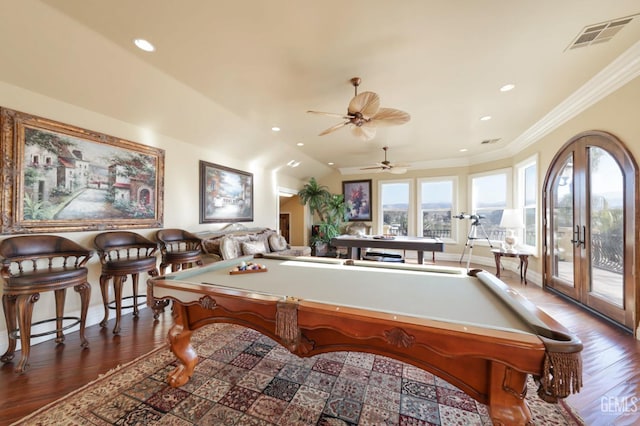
xmin=480 ymin=138 xmax=500 ymax=145
xmin=567 ymin=15 xmax=635 ymax=50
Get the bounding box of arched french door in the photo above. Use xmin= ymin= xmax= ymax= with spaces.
xmin=543 ymin=131 xmax=638 ymax=331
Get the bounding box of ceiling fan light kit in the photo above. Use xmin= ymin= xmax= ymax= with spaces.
xmin=307 ymin=77 xmax=411 ymax=141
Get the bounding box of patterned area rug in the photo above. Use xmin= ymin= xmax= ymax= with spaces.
xmin=14 ymin=323 xmax=583 ymax=425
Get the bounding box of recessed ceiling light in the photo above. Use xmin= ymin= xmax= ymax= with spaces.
xmin=328 ymin=162 xmax=335 ymax=166
xmin=500 ymin=84 xmax=515 ymax=92
xmin=296 ymin=142 xmax=304 ymax=146
xmin=287 ymin=160 xmax=300 ymax=168
xmin=459 ymin=148 xmax=468 ymax=152
xmin=133 ymin=38 xmax=155 ymax=52
xmin=271 ymin=126 xmax=281 ymax=132
xmin=479 ymin=115 xmax=492 ymax=121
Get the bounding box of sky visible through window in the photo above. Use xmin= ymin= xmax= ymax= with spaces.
xmin=473 ymin=173 xmax=506 ymax=208
xmin=421 ymin=181 xmax=452 ymax=206
xmin=381 ymin=183 xmax=409 ymax=205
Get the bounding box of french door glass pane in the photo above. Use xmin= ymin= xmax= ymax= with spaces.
xmin=553 ymin=155 xmax=574 ymax=284
xmin=589 ymin=147 xmax=624 ymax=306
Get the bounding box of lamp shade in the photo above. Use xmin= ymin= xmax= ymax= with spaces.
xmin=500 ymin=209 xmax=524 ymax=229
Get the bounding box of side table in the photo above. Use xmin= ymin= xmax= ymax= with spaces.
xmin=491 ymin=249 xmax=531 ymax=284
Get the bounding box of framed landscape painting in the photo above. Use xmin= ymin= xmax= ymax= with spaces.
xmin=199 ymin=160 xmax=253 ymax=223
xmin=343 ymin=179 xmax=372 ymax=221
xmin=0 ymin=107 xmax=165 ymax=234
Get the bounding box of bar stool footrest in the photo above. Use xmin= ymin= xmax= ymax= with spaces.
xmin=107 ymin=294 xmax=147 ymax=310
xmin=9 ymin=316 xmax=81 ymax=339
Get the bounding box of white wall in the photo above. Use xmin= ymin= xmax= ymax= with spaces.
xmin=0 ymin=81 xmax=285 ymax=353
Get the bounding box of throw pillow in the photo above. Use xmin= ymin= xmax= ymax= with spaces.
xmin=268 ymin=234 xmax=288 ymax=252
xmin=219 ymin=237 xmax=239 ymax=260
xmin=251 ymin=232 xmax=272 ymax=253
xmin=202 ymin=237 xmax=223 ymax=256
xmin=241 ymin=240 xmax=268 ymax=255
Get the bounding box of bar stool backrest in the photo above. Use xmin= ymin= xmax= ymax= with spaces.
xmin=0 ymin=235 xmax=93 ymax=277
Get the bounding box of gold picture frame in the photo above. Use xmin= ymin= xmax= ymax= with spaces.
xmin=0 ymin=107 xmax=165 ymax=234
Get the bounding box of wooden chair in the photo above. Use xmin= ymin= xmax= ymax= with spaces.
xmin=0 ymin=235 xmax=93 ymax=373
xmin=94 ymin=231 xmax=160 ymax=334
xmin=156 ymin=229 xmax=203 ymax=274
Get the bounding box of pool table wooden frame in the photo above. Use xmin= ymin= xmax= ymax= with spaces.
xmin=147 ymin=254 xmax=582 ymax=425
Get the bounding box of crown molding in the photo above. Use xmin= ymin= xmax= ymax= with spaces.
xmin=509 ymin=40 xmax=640 ymax=153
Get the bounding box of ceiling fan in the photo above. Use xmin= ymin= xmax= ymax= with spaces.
xmin=307 ymin=77 xmax=410 ymax=141
xmin=360 ymin=146 xmax=410 ymax=174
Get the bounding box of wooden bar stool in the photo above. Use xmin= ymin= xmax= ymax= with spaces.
xmin=0 ymin=235 xmax=93 ymax=373
xmin=156 ymin=229 xmax=203 ymax=274
xmin=94 ymin=231 xmax=160 ymax=334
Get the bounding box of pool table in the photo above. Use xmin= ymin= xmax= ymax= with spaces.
xmin=147 ymin=254 xmax=582 ymax=425
xmin=331 ymin=235 xmax=444 ymax=263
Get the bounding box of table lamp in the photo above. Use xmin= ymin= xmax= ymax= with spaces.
xmin=500 ymin=209 xmax=524 ymax=253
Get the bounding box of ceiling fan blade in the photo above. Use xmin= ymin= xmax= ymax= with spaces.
xmin=318 ymin=121 xmax=349 ymax=136
xmin=348 ymin=91 xmax=380 ymax=117
xmin=307 ymin=110 xmax=352 ymax=119
xmin=360 ymin=166 xmax=384 ymax=170
xmin=371 ymin=108 xmax=411 ymax=126
xmin=351 ymin=125 xmax=376 ymax=141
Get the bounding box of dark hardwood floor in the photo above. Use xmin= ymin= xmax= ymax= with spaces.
xmin=1 ymin=262 xmax=639 ymax=425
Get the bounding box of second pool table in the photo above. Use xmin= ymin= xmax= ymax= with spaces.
xmin=148 ymin=254 xmax=582 ymax=425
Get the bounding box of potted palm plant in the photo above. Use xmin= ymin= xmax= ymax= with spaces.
xmin=298 ymin=178 xmax=346 ymax=256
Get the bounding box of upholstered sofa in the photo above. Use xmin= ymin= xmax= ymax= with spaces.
xmin=343 ymin=221 xmax=372 ymax=236
xmin=197 ymin=224 xmax=311 ymax=263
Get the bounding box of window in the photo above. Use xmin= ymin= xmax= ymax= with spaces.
xmin=469 ymin=169 xmax=511 ymax=242
xmin=516 ymin=156 xmax=538 ymax=250
xmin=380 ymin=180 xmax=412 ymax=236
xmin=418 ymin=177 xmax=457 ymax=241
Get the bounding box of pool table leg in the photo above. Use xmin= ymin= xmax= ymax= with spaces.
xmin=488 ymin=362 xmax=532 ymax=425
xmin=166 ymin=303 xmax=198 ymax=388
xmin=349 ymin=247 xmax=359 ymax=259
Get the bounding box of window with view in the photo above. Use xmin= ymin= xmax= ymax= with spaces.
xmin=380 ymin=181 xmax=411 ymax=236
xmin=419 ymin=178 xmax=455 ymax=240
xmin=517 ymin=157 xmax=537 ymax=249
xmin=470 ymin=170 xmax=510 ymax=242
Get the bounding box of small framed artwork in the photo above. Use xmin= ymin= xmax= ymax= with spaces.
xmin=199 ymin=160 xmax=253 ymax=223
xmin=0 ymin=107 xmax=165 ymax=234
xmin=343 ymin=179 xmax=372 ymax=221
